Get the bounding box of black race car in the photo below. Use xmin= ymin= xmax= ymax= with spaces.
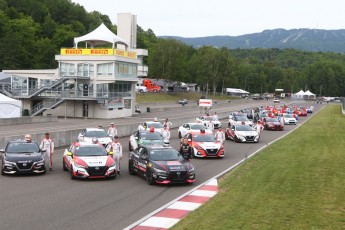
xmin=128 ymin=145 xmax=195 ymax=185
xmin=1 ymin=140 xmax=46 ymax=175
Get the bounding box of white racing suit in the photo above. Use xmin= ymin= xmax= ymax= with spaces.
xmin=107 ymin=142 xmax=122 ymax=172
xmin=214 ymin=130 xmax=225 ymax=144
xmin=40 ymin=138 xmax=54 ymax=169
xmin=160 ymin=129 xmax=171 ymax=141
xmin=107 ymin=127 xmax=117 ymax=139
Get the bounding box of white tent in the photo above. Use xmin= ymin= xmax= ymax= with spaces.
xmin=74 ymin=23 xmax=128 ymax=48
xmin=0 ymin=93 xmax=22 ymax=118
xmin=304 ymin=90 xmax=316 ymax=99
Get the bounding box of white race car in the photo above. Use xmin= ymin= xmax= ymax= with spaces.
xmin=282 ymin=113 xmax=297 ymax=125
xmin=138 ymin=121 xmax=164 ymax=132
xmin=196 ymin=116 xmax=221 ymax=130
xmin=225 ymin=124 xmax=259 ymax=143
xmin=178 ymin=122 xmax=210 ymax=138
xmin=228 ymin=115 xmax=253 ymax=127
xmin=78 ymin=128 xmax=113 ymax=147
xmin=183 ymin=130 xmax=224 ymax=158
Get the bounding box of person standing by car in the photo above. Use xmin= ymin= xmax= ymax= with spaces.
xmin=40 ymin=132 xmax=54 ymax=171
xmin=106 ymin=136 xmax=122 ymax=175
xmin=255 ymin=120 xmax=264 ymax=139
xmin=163 ymin=118 xmax=173 ymax=130
xmin=214 ymin=127 xmax=225 ymax=144
xmin=180 ymin=138 xmax=192 ymax=161
xmin=24 ymin=134 xmax=32 ymax=143
xmin=161 ymin=125 xmax=171 ymax=141
xmin=107 ymin=122 xmax=117 ymax=140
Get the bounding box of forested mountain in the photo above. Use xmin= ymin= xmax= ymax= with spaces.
xmin=162 ymin=28 xmax=345 ymax=54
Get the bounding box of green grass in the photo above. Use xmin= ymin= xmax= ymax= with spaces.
xmin=136 ymin=92 xmax=237 ymax=103
xmin=172 ymin=105 xmax=345 ymax=230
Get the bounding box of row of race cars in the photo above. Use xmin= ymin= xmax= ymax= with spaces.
xmin=1 ymin=104 xmax=313 ymax=185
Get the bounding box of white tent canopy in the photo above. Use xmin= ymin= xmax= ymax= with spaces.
xmin=0 ymin=93 xmax=22 ymax=118
xmin=74 ymin=23 xmax=128 ymax=48
xmin=292 ymin=90 xmax=316 ymax=99
xmin=295 ymin=90 xmax=305 ymax=95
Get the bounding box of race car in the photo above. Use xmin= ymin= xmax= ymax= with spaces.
xmin=196 ymin=115 xmax=221 ymax=129
xmin=225 ymin=124 xmax=260 ymax=143
xmin=128 ymin=145 xmax=195 ymax=185
xmin=183 ymin=129 xmax=224 ymax=158
xmin=282 ymin=113 xmax=297 ymax=125
xmin=62 ymin=142 xmax=116 ymax=179
xmin=295 ymin=109 xmax=307 ymax=117
xmin=129 ymin=129 xmax=164 ymax=151
xmin=178 ymin=122 xmax=211 ymax=138
xmin=306 ymin=106 xmax=313 ymax=113
xmin=228 ymin=114 xmax=253 ymax=127
xmin=78 ymin=128 xmax=112 ymax=147
xmin=1 ymin=140 xmax=46 ymax=175
xmin=138 ymin=121 xmax=164 ymax=132
xmin=263 ymin=118 xmax=284 ymax=131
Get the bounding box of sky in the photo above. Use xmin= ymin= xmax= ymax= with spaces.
xmin=72 ymin=0 xmax=344 ymax=37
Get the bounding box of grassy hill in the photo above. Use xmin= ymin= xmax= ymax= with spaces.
xmin=172 ymin=105 xmax=345 ymax=229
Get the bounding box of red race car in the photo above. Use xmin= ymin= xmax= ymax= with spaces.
xmin=263 ymin=118 xmax=284 ymax=131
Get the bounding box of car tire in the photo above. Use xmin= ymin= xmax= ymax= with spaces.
xmin=139 ymin=89 xmax=143 ymax=93
xmin=225 ymin=133 xmax=230 ymax=140
xmin=178 ymin=132 xmax=182 ymax=138
xmin=234 ymin=136 xmax=240 ymax=143
xmin=128 ymin=161 xmax=136 ymax=175
xmin=63 ymin=160 xmax=68 ymax=171
xmin=129 ymin=142 xmax=133 ymax=151
xmin=146 ymin=170 xmax=155 ymax=185
xmin=1 ymin=168 xmax=5 ymax=176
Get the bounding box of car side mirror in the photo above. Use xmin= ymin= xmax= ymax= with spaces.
xmin=67 ymin=152 xmax=73 ymax=157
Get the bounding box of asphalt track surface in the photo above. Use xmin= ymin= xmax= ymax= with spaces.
xmin=0 ymin=100 xmax=324 ymax=230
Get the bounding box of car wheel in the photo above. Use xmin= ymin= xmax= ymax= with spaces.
xmin=128 ymin=161 xmax=136 ymax=175
xmin=129 ymin=142 xmax=133 ymax=151
xmin=234 ymin=136 xmax=240 ymax=143
xmin=225 ymin=133 xmax=230 ymax=140
xmin=178 ymin=132 xmax=182 ymax=138
xmin=63 ymin=160 xmax=68 ymax=171
xmin=139 ymin=89 xmax=143 ymax=93
xmin=146 ymin=170 xmax=155 ymax=185
xmin=1 ymin=168 xmax=5 ymax=176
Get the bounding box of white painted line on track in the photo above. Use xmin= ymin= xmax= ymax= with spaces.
xmin=167 ymin=201 xmax=201 ymax=211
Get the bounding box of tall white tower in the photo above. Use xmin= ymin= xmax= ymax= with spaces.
xmin=117 ymin=13 xmax=137 ymax=50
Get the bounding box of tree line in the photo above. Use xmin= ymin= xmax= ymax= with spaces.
xmin=1 ymin=0 xmax=345 ymax=96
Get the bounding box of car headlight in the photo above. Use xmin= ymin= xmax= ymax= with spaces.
xmin=3 ymin=159 xmax=15 ymax=165
xmin=74 ymin=163 xmax=87 ymax=168
xmin=153 ymin=167 xmax=166 ymax=174
xmin=189 ymin=166 xmax=195 ymax=174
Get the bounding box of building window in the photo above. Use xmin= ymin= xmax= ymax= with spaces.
xmin=60 ymin=63 xmax=75 ymax=77
xmin=124 ymin=99 xmax=131 ymax=109
xmin=77 ymin=63 xmax=94 ymax=78
xmin=11 ymin=75 xmax=28 ymax=95
xmin=97 ymin=63 xmax=114 ymax=76
xmin=115 ymin=62 xmax=137 ymax=79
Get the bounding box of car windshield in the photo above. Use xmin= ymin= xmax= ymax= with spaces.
xmin=84 ymin=130 xmax=108 ymax=138
xmin=74 ymin=146 xmax=107 ymax=156
xmin=149 ymin=149 xmax=181 ymax=161
xmin=284 ymin=114 xmax=293 ymax=118
xmin=140 ymin=131 xmax=162 ymax=140
xmin=266 ymin=118 xmax=279 ymax=122
xmin=204 ymin=116 xmax=217 ymax=121
xmin=146 ymin=122 xmax=163 ymax=129
xmin=236 ymin=125 xmax=254 ymax=131
xmin=190 ymin=124 xmax=206 ymax=130
xmin=236 ymin=116 xmax=249 ymax=121
xmin=193 ymin=134 xmax=215 ymax=142
xmin=6 ymin=142 xmax=40 ymax=153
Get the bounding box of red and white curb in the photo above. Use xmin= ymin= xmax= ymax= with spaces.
xmin=128 ymin=179 xmax=218 ymax=230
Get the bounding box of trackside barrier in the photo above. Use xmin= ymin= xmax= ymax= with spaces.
xmin=0 ymin=111 xmax=231 ymax=148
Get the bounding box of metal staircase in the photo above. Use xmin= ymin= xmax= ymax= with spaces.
xmin=27 ymin=78 xmax=69 ymax=98
xmin=31 ymin=98 xmax=66 ymax=116
xmin=0 ymin=83 xmax=14 ymax=97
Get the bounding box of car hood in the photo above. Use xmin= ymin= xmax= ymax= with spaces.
xmin=236 ymin=131 xmax=258 ymax=136
xmin=267 ymin=122 xmax=281 ymax=125
xmin=75 ymin=156 xmax=109 ymax=167
xmin=284 ymin=117 xmax=296 ymax=121
xmin=4 ymin=152 xmax=43 ymax=163
xmin=234 ymin=121 xmax=253 ymax=126
xmin=193 ymin=142 xmax=222 ymax=149
xmin=152 ymin=160 xmax=192 ymax=172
